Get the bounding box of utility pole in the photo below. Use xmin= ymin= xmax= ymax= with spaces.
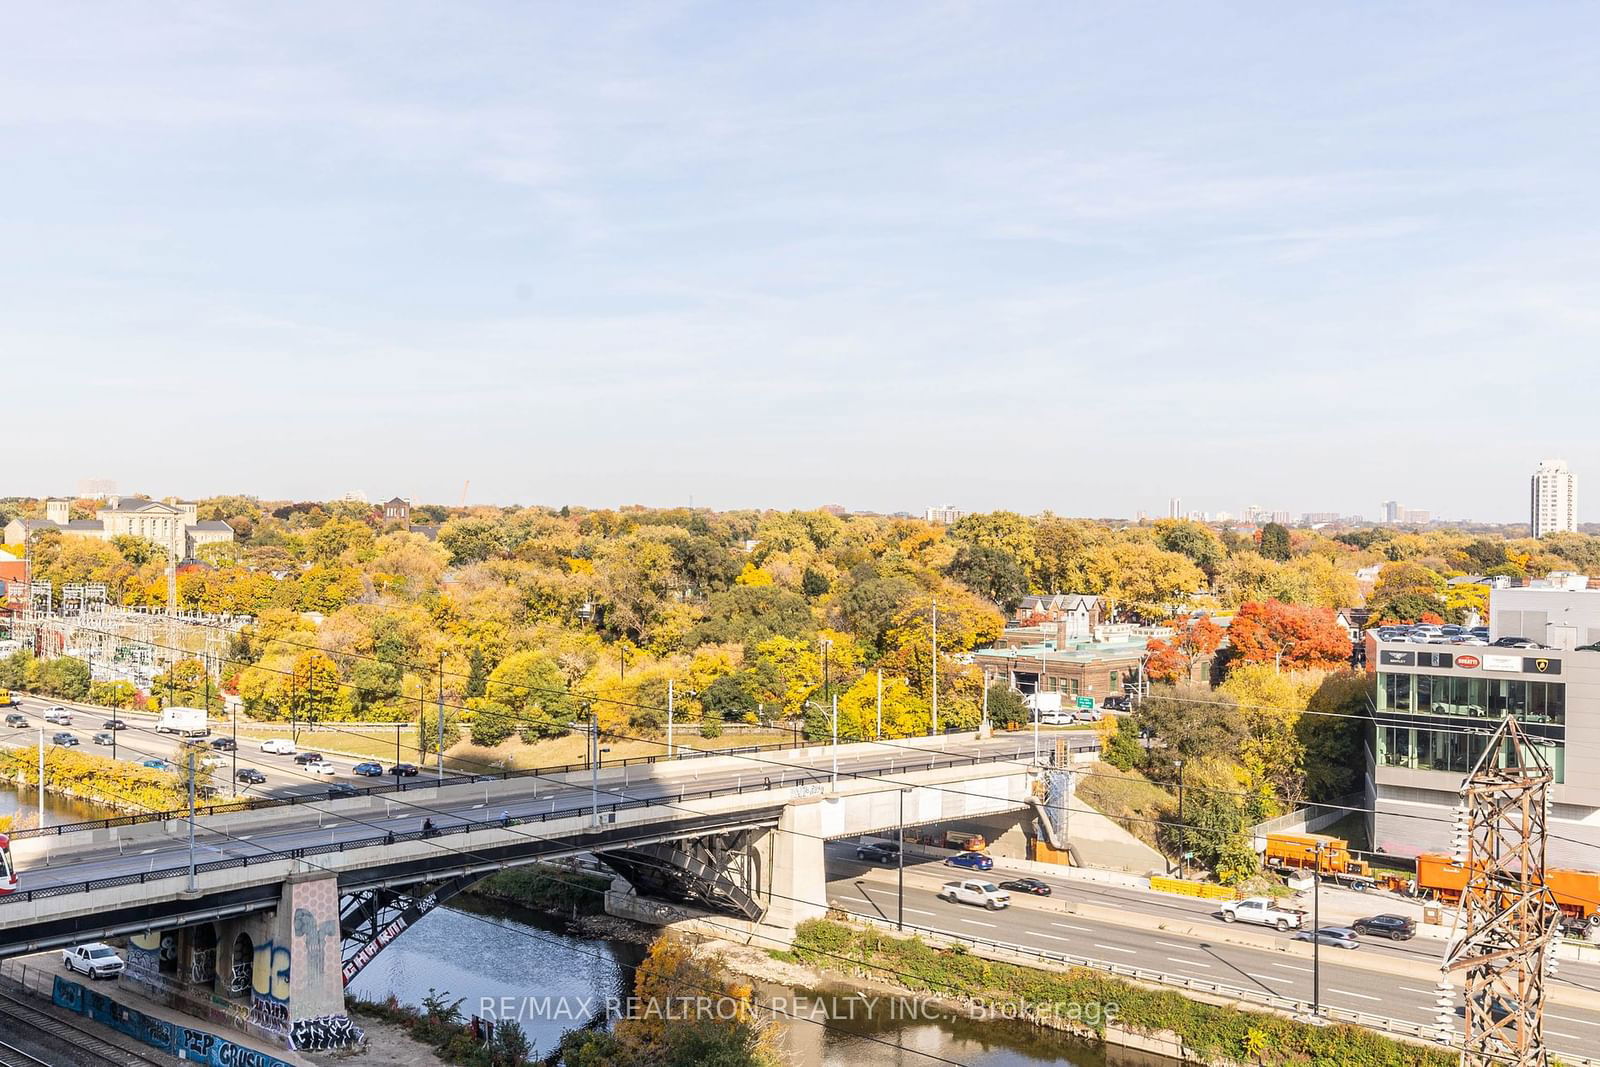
xmin=1174 ymin=759 xmax=1186 ymax=879
xmin=1312 ymin=842 xmax=1324 ymax=1018
xmin=36 ymin=729 xmax=44 ymax=826
xmin=830 ymin=694 xmax=838 ymax=789
xmin=875 ymin=668 xmax=883 ymax=741
xmin=231 ymin=694 xmax=238 ymax=791
xmin=820 ymin=638 xmax=831 ymax=710
xmin=930 ymin=601 xmax=938 ymax=736
xmin=435 ymin=651 xmax=445 ymax=781
xmin=897 ymin=787 xmax=907 ymax=931
xmin=1443 ymin=717 xmax=1562 ymax=1066
xmin=666 ymin=679 xmax=674 ymax=758
xmin=981 ymin=672 xmax=990 ymax=732
xmin=186 ymin=749 xmax=197 ymax=893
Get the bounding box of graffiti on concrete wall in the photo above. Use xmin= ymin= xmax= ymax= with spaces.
xmin=190 ymin=947 xmax=217 ymax=985
xmin=292 ymin=907 xmax=337 ymax=980
xmin=228 ymin=959 xmax=253 ymax=996
xmin=248 ymin=995 xmax=289 ymax=1034
xmin=252 ymin=941 xmax=291 ymax=1002
xmin=53 ymin=976 xmax=293 ymax=1067
xmin=125 ymin=931 xmax=163 ymax=989
xmin=288 ymin=1013 xmax=365 ymax=1051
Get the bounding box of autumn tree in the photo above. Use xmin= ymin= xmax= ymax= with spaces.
xmin=1258 ymin=522 xmax=1291 ymax=562
xmin=1144 ymin=615 xmax=1224 ymax=684
xmin=1225 ymin=600 xmax=1351 ymax=671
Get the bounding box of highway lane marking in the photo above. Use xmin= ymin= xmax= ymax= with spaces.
xmin=1155 ymin=941 xmax=1199 ymax=950
xmin=837 ymin=895 xmax=874 ymax=906
xmin=1330 ymin=989 xmax=1381 ymax=1002
xmin=1169 ymin=957 xmax=1210 ymax=967
xmin=1545 ymin=1013 xmax=1600 ymax=1027
xmin=959 ymin=919 xmax=997 ymax=928
xmin=1549 ymin=1032 xmax=1585 ymax=1041
xmin=1245 ymin=973 xmax=1289 ymax=983
xmin=1051 ymin=922 xmax=1092 ymax=932
xmin=1092 ymin=944 xmax=1137 ymax=954
xmin=1035 ymin=933 xmax=1074 ymax=943
xmin=1399 ymin=986 xmax=1437 ymax=995
xmin=1271 ymin=963 xmax=1312 ymax=972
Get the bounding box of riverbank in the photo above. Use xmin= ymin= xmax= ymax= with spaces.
xmin=0 ymin=745 xmax=194 ymax=818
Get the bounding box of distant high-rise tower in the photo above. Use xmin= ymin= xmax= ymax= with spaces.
xmin=1168 ymin=497 xmax=1182 ymax=519
xmin=1531 ymin=459 xmax=1577 ymax=537
xmin=1382 ymin=500 xmax=1402 ymax=523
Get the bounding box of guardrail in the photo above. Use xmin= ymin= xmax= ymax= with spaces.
xmin=846 ymin=915 xmax=1600 ymax=1066
xmin=10 ymin=732 xmax=1076 ymax=841
xmin=0 ymin=749 xmax=1033 ymax=905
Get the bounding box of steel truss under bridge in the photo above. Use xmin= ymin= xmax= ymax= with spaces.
xmin=340 ymin=873 xmax=483 ymax=985
xmin=599 ymin=829 xmax=765 ymax=921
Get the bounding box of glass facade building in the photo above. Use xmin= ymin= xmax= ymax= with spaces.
xmin=1375 ymin=670 xmax=1566 ymax=781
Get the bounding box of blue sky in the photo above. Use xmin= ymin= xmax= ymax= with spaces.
xmin=5 ymin=4 xmax=1598 ymax=520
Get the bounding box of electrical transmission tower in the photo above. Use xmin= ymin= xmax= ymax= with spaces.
xmin=1442 ymin=716 xmax=1563 ymax=1067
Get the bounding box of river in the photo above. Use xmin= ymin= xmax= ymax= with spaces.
xmin=0 ymin=784 xmax=114 ymax=828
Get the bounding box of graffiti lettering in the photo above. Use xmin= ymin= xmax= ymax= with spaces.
xmin=292 ymin=908 xmax=337 ymax=979
xmin=53 ymin=977 xmax=293 ymax=1067
xmin=288 ymin=1014 xmax=364 ymax=1051
xmin=190 ymin=947 xmax=217 ymax=985
xmin=252 ymin=942 xmax=290 ymax=1002
xmin=248 ymin=996 xmax=289 ymax=1034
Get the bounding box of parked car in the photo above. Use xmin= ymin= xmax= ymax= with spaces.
xmin=43 ymin=707 xmax=72 ymax=725
xmin=259 ymin=738 xmax=296 ymax=754
xmin=1352 ymin=914 xmax=1416 ymax=941
xmin=945 ymin=851 xmax=994 ymax=872
xmin=235 ymin=768 xmax=267 ymax=784
xmin=62 ymin=943 xmax=125 ymax=979
xmin=1219 ymin=897 xmax=1305 ymax=931
xmin=352 ymin=762 xmax=385 ymax=777
xmin=326 ymin=783 xmax=360 ymax=798
xmin=1452 ymin=635 xmax=1488 ymax=645
xmin=938 ymin=879 xmax=1011 ymax=910
xmin=1293 ymin=926 xmax=1361 ymax=950
xmin=210 ymin=736 xmax=237 ymax=751
xmin=856 ymin=841 xmax=900 ymax=863
xmin=92 ymin=732 xmax=114 ymax=745
xmin=388 ymin=763 xmax=419 ymax=777
xmin=101 ymin=718 xmax=128 ymax=730
xmin=1101 ymin=695 xmax=1132 ymax=712
xmin=292 ymin=751 xmax=323 ymax=765
xmin=1491 ymin=636 xmax=1541 ymax=648
xmin=3 ymin=713 xmax=26 ymax=727
xmin=997 ymin=877 xmax=1052 ymax=896
xmin=305 ymin=760 xmax=337 ymax=775
xmin=51 ymin=731 xmax=79 ymax=747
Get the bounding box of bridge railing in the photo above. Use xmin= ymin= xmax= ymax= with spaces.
xmin=0 ymin=749 xmax=1033 ymax=905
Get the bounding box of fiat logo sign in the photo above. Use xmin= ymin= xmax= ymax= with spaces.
xmin=1456 ymin=654 xmax=1481 ymax=669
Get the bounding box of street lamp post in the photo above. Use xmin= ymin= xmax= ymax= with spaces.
xmin=186 ymin=749 xmax=197 ymax=893
xmin=830 ymin=694 xmax=838 ymax=789
xmin=897 ymin=787 xmax=910 ymax=931
xmin=930 ymin=601 xmax=938 ymax=735
xmin=231 ymin=697 xmax=238 ymax=790
xmin=1312 ymin=842 xmax=1324 ymax=1017
xmin=1174 ymin=759 xmax=1186 ymax=879
xmin=820 ymin=638 xmax=832 ymax=709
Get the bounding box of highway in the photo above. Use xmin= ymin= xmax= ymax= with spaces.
xmin=821 ymin=843 xmax=1600 ymax=1061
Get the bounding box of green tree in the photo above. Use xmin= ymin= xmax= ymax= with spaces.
xmin=689 ymin=585 xmax=815 ymax=647
xmin=1259 ymin=523 xmax=1291 ymax=562
xmin=487 ymin=650 xmax=578 ymax=741
xmin=1153 ymin=520 xmax=1225 ymax=577
xmin=33 ymin=656 xmax=90 ymax=701
xmin=946 ymin=543 xmax=1029 ymax=611
xmin=1102 ymin=716 xmax=1143 ymax=770
xmin=985 ymin=685 xmax=1029 ymax=729
xmin=1132 ymin=684 xmax=1247 ymax=762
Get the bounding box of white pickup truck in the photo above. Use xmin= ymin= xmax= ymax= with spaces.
xmin=1219 ymin=897 xmax=1305 ymax=931
xmin=938 ymin=879 xmax=1011 ymax=911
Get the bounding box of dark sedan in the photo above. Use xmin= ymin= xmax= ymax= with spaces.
xmin=944 ymin=851 xmax=994 ymax=872
xmin=997 ymin=877 xmax=1052 ymax=896
xmin=388 ymin=763 xmax=420 ymax=777
xmin=235 ymin=768 xmax=267 ymax=784
xmin=856 ymin=842 xmax=900 ymax=863
xmin=292 ymin=751 xmax=322 ymax=765
xmin=1352 ymin=914 xmax=1416 ymax=940
xmin=101 ymin=719 xmax=128 ymax=730
xmin=326 ymin=783 xmax=360 ymax=799
xmin=209 ymin=736 xmax=237 ymax=751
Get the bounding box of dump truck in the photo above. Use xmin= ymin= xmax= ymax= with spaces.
xmin=1263 ymin=833 xmax=1375 ymax=890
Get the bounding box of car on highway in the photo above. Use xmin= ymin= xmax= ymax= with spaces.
xmin=944 ymin=851 xmax=994 ymax=872
xmin=3 ymin=713 xmax=26 ymax=727
xmin=997 ymin=877 xmax=1052 ymax=896
xmin=259 ymin=738 xmax=296 ymax=754
xmin=388 ymin=763 xmax=419 ymax=776
xmin=142 ymin=758 xmax=173 ymax=770
xmin=210 ymin=737 xmax=237 ymax=751
xmin=938 ymin=879 xmax=1011 ymax=910
xmin=855 ymin=841 xmax=900 ymax=863
xmin=305 ymin=759 xmax=338 ymax=775
xmin=235 ymin=768 xmax=267 ymax=785
xmin=51 ymin=731 xmax=79 ymax=747
xmin=92 ymin=732 xmax=115 ymax=745
xmin=1352 ymin=914 xmax=1416 ymax=940
xmin=43 ymin=707 xmax=72 ymax=725
xmin=62 ymin=943 xmax=125 ymax=979
xmin=326 ymin=783 xmax=360 ymax=798
xmin=101 ymin=718 xmax=128 ymax=730
xmin=292 ymin=751 xmax=323 ymax=765
xmin=352 ymin=762 xmax=385 ymax=777
xmin=1292 ymin=926 xmax=1361 ymax=950
xmin=1219 ymin=897 xmax=1304 ymax=931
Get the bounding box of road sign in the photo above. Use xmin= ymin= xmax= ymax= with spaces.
xmin=1075 ymin=696 xmax=1095 ymax=710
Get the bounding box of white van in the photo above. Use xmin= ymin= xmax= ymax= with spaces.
xmin=259 ymin=738 xmax=296 ymax=755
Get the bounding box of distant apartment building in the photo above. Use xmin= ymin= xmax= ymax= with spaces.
xmin=1167 ymin=497 xmax=1182 ymax=519
xmin=3 ymin=497 xmax=232 ymax=558
xmin=1531 ymin=459 xmax=1577 ymax=537
xmin=1382 ymin=500 xmax=1401 ymax=523
xmin=924 ymin=505 xmax=968 ymax=524
xmin=1302 ymin=512 xmax=1340 ymax=525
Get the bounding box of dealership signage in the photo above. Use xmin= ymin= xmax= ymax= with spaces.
xmin=1481 ymin=654 xmax=1521 ymax=672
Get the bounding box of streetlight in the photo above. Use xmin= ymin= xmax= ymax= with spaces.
xmin=819 ymin=638 xmax=832 ymax=709
xmin=1311 ymin=841 xmax=1325 ymax=1017
xmin=1174 ymin=759 xmax=1186 ymax=879
xmin=830 ymin=695 xmax=839 ymax=789
xmin=897 ymin=786 xmax=912 ymax=930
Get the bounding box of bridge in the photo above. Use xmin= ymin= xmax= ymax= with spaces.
xmin=0 ymin=733 xmax=1082 ymax=1051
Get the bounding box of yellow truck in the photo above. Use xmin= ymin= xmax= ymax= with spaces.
xmin=1264 ymin=832 xmax=1375 ymax=890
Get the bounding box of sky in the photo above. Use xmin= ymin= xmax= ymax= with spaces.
xmin=5 ymin=3 xmax=1599 ymax=520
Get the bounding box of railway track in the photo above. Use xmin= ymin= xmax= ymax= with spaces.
xmin=0 ymin=988 xmax=168 ymax=1067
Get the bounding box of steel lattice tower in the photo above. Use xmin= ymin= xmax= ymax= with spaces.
xmin=1443 ymin=717 xmax=1563 ymax=1066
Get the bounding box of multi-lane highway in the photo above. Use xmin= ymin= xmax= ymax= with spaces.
xmin=820 ymin=842 xmax=1600 ymax=1061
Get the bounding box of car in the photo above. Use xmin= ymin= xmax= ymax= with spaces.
xmin=209 ymin=736 xmax=237 ymax=751
xmin=1452 ymin=635 xmax=1488 ymax=645
xmin=1293 ymin=926 xmax=1361 ymax=950
xmin=51 ymin=731 xmax=79 ymax=747
xmin=1219 ymin=897 xmax=1305 ymax=931
xmin=1491 ymin=636 xmax=1541 ymax=648
xmin=62 ymin=943 xmax=125 ymax=979
xmin=142 ymin=758 xmax=173 ymax=770
xmin=945 ymin=851 xmax=994 ymax=872
xmin=292 ymin=751 xmax=323 ymax=765
xmin=259 ymin=738 xmax=296 ymax=754
xmin=1101 ymin=695 xmax=1132 ymax=712
xmin=3 ymin=713 xmax=26 ymax=727
xmin=937 ymin=879 xmax=1011 ymax=910
xmin=1352 ymin=914 xmax=1416 ymax=940
xmin=43 ymin=708 xmax=72 ymax=725
xmin=305 ymin=759 xmax=337 ymax=775
xmin=326 ymin=783 xmax=360 ymax=798
xmin=1440 ymin=625 xmax=1465 ymax=636
xmin=352 ymin=762 xmax=385 ymax=777
xmin=235 ymin=768 xmax=267 ymax=784
xmin=92 ymin=732 xmax=114 ymax=745
xmin=997 ymin=877 xmax=1052 ymax=896
xmin=388 ymin=763 xmax=419 ymax=777
xmin=101 ymin=718 xmax=128 ymax=730
xmin=855 ymin=841 xmax=900 ymax=863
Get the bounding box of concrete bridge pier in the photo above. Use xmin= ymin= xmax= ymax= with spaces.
xmin=274 ymin=871 xmax=363 ymax=1051
xmin=758 ymin=798 xmax=828 ymax=935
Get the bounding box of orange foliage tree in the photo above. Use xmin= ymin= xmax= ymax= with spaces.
xmin=1225 ymin=600 xmax=1351 ymax=671
xmin=1145 ymin=615 xmax=1225 ymax=683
